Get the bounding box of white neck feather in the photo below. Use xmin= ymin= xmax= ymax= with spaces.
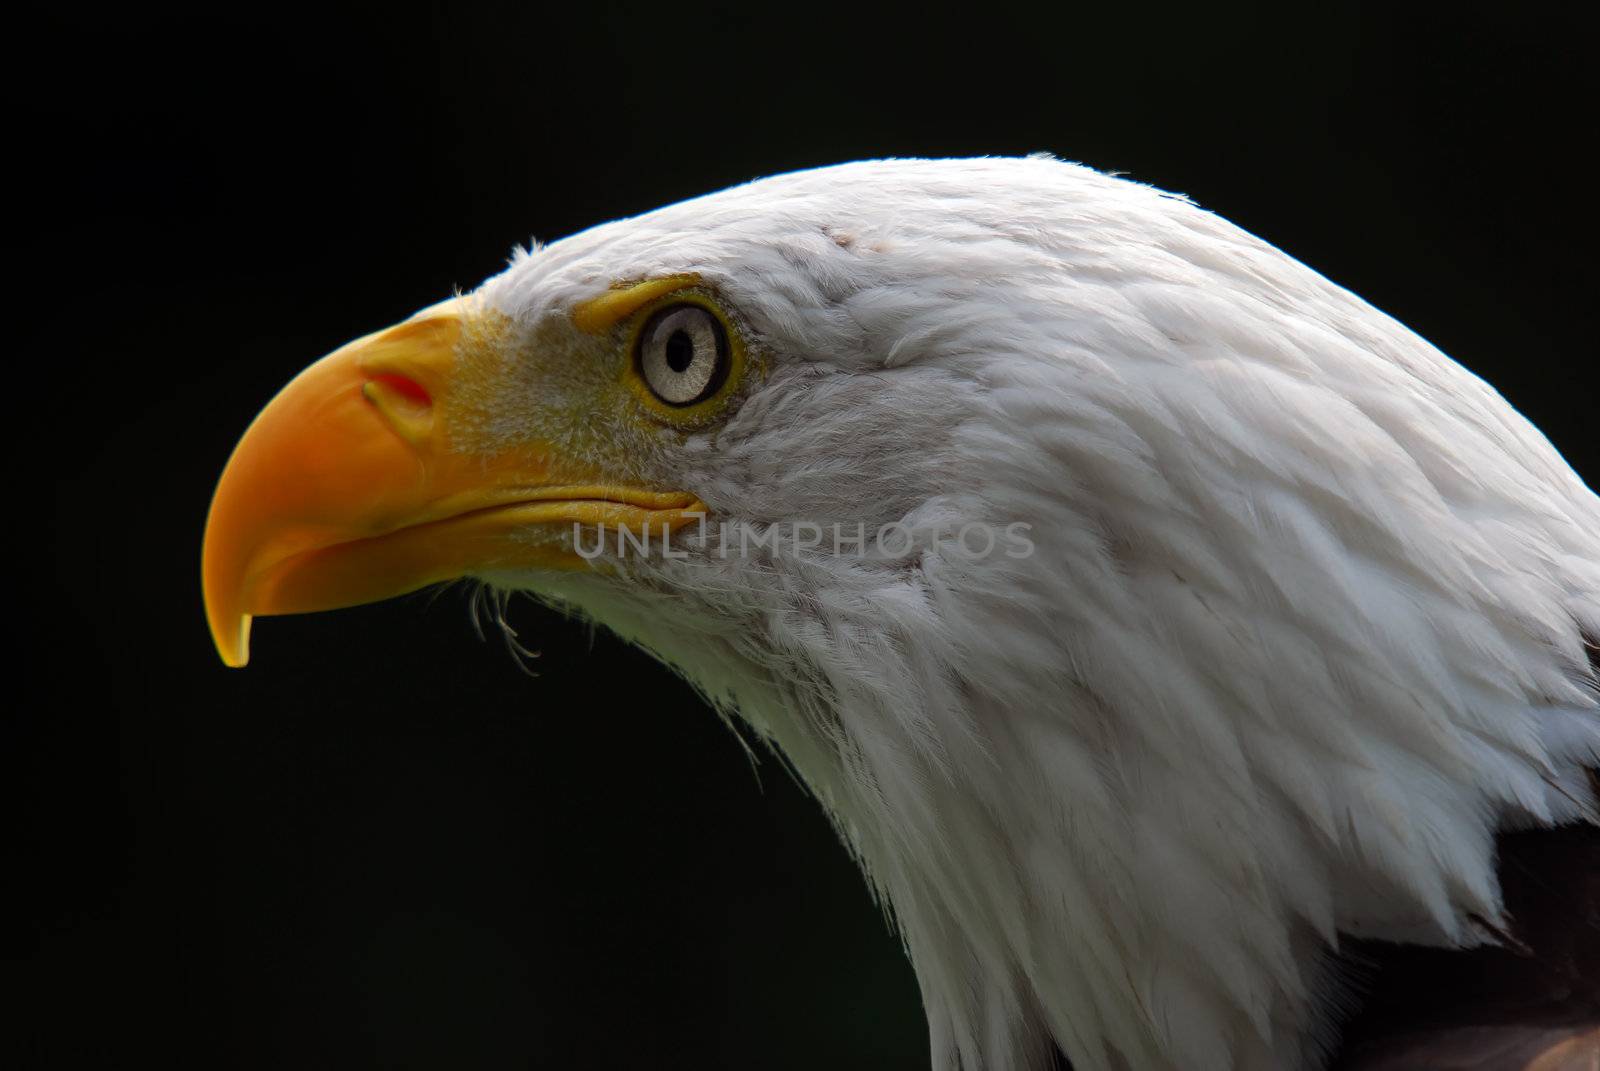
xmin=482 ymin=157 xmax=1600 ymax=1071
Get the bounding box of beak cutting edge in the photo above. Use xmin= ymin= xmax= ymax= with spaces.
xmin=201 ymin=297 xmax=705 ymax=668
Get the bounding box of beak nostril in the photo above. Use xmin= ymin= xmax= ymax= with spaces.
xmin=362 ymin=374 xmax=436 ymax=447
xmin=368 ymin=372 xmax=432 ymax=408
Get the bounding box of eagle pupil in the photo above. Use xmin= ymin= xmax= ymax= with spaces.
xmin=665 ymin=330 xmax=695 ymax=373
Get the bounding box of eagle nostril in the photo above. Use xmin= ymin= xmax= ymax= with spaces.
xmin=368 ymin=373 xmax=432 ymax=408
xmin=361 ymin=373 xmax=436 ymax=447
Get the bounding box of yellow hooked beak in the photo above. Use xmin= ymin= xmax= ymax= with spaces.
xmin=202 ymin=298 xmax=705 ymax=668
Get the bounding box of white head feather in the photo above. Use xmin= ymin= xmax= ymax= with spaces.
xmin=472 ymin=157 xmax=1600 ymax=1070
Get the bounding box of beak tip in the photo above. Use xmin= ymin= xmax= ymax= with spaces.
xmin=212 ymin=613 xmax=253 ymax=669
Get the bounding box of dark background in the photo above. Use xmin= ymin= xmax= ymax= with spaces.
xmin=14 ymin=3 xmax=1596 ymax=1068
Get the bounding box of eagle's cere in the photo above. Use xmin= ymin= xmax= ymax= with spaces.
xmin=202 ymin=157 xmax=1600 ymax=1069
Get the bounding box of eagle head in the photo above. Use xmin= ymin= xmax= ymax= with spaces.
xmin=203 ymin=157 xmax=1600 ymax=1070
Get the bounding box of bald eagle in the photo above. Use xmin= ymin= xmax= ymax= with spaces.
xmin=203 ymin=157 xmax=1600 ymax=1070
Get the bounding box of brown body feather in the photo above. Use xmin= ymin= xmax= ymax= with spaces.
xmin=1049 ymin=824 xmax=1600 ymax=1070
xmin=1331 ymin=822 xmax=1600 ymax=1069
xmin=1324 ymin=637 xmax=1600 ymax=1068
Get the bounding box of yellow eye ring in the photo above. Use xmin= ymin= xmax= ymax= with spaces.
xmin=620 ymin=288 xmax=748 ymax=426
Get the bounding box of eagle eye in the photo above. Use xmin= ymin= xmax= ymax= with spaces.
xmin=636 ymin=303 xmax=729 ymax=406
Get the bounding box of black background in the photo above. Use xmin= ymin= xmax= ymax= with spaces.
xmin=14 ymin=3 xmax=1597 ymax=1068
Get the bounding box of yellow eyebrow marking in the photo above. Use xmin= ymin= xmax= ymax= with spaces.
xmin=571 ymin=274 xmax=701 ymax=335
